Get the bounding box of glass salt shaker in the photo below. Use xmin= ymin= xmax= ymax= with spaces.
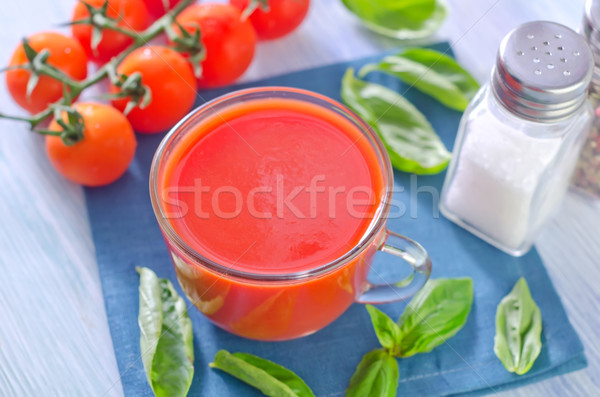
xmin=440 ymin=21 xmax=594 ymax=257
xmin=574 ymin=0 xmax=600 ymax=200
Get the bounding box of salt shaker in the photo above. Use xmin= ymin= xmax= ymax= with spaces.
xmin=574 ymin=0 xmax=600 ymax=199
xmin=440 ymin=21 xmax=594 ymax=257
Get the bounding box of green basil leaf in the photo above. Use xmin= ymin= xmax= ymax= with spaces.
xmin=396 ymin=278 xmax=473 ymax=357
xmin=366 ymin=305 xmax=402 ymax=351
xmin=210 ymin=350 xmax=315 ymax=397
xmin=494 ymin=277 xmax=543 ymax=375
xmin=341 ymin=68 xmax=451 ymax=174
xmin=360 ymin=48 xmax=480 ymax=112
xmin=138 ymin=267 xmax=194 ymax=397
xmin=341 ymin=0 xmax=448 ymax=40
xmin=346 ymin=349 xmax=399 ymax=397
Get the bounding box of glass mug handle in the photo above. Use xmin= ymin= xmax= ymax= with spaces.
xmin=357 ymin=229 xmax=432 ymax=304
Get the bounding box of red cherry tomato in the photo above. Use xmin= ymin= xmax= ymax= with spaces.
xmin=46 ymin=103 xmax=137 ymax=187
xmin=143 ymin=0 xmax=182 ymax=20
xmin=230 ymin=0 xmax=309 ymax=40
xmin=72 ymin=0 xmax=149 ymax=64
xmin=110 ymin=46 xmax=197 ymax=133
xmin=6 ymin=32 xmax=88 ymax=114
xmin=174 ymin=4 xmax=256 ymax=88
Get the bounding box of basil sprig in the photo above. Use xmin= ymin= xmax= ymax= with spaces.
xmin=210 ymin=350 xmax=316 ymax=397
xmin=138 ymin=267 xmax=194 ymax=397
xmin=494 ymin=278 xmax=543 ymax=375
xmin=360 ymin=48 xmax=480 ymax=112
xmin=341 ymin=68 xmax=451 ymax=174
xmin=366 ymin=305 xmax=403 ymax=353
xmin=341 ymin=0 xmax=448 ymax=40
xmin=346 ymin=349 xmax=398 ymax=397
xmin=346 ymin=278 xmax=474 ymax=396
xmin=397 ymin=277 xmax=474 ymax=357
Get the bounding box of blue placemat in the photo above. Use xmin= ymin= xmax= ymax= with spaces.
xmin=85 ymin=43 xmax=587 ymax=396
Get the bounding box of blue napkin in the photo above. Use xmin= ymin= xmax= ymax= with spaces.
xmin=85 ymin=43 xmax=586 ymax=396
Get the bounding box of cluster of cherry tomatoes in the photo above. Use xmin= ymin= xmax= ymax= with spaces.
xmin=5 ymin=0 xmax=310 ymax=186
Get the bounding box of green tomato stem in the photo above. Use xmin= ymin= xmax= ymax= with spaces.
xmin=0 ymin=0 xmax=195 ymax=134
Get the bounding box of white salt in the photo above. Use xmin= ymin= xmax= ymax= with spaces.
xmin=442 ymin=113 xmax=563 ymax=251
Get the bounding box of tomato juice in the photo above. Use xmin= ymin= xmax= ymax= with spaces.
xmin=154 ymin=90 xmax=388 ymax=340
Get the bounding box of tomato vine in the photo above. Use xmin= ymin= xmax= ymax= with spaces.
xmin=0 ymin=0 xmax=200 ymax=145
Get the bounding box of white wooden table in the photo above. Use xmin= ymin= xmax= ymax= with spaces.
xmin=1 ymin=0 xmax=599 ymax=395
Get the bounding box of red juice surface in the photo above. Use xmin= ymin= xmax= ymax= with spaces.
xmin=161 ymin=98 xmax=384 ymax=274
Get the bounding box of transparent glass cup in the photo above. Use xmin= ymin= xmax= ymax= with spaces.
xmin=150 ymin=87 xmax=432 ymax=341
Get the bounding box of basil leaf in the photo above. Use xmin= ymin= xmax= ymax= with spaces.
xmin=138 ymin=267 xmax=194 ymax=397
xmin=360 ymin=48 xmax=480 ymax=112
xmin=494 ymin=277 xmax=542 ymax=375
xmin=341 ymin=0 xmax=448 ymax=40
xmin=346 ymin=349 xmax=398 ymax=397
xmin=396 ymin=278 xmax=473 ymax=357
xmin=341 ymin=68 xmax=451 ymax=174
xmin=366 ymin=305 xmax=402 ymax=351
xmin=210 ymin=350 xmax=315 ymax=397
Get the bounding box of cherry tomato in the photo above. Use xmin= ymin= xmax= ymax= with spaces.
xmin=6 ymin=32 xmax=88 ymax=114
xmin=72 ymin=0 xmax=149 ymax=64
xmin=230 ymin=0 xmax=309 ymax=40
xmin=46 ymin=103 xmax=137 ymax=187
xmin=143 ymin=0 xmax=182 ymax=20
xmin=174 ymin=4 xmax=256 ymax=88
xmin=110 ymin=46 xmax=197 ymax=133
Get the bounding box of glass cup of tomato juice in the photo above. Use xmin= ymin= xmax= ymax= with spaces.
xmin=150 ymin=87 xmax=432 ymax=341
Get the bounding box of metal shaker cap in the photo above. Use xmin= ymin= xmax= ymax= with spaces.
xmin=492 ymin=21 xmax=593 ymax=122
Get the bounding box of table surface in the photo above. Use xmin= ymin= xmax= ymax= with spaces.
xmin=1 ymin=0 xmax=599 ymax=396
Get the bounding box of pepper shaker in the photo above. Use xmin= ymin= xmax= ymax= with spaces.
xmin=440 ymin=21 xmax=594 ymax=256
xmin=573 ymin=0 xmax=600 ymax=199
